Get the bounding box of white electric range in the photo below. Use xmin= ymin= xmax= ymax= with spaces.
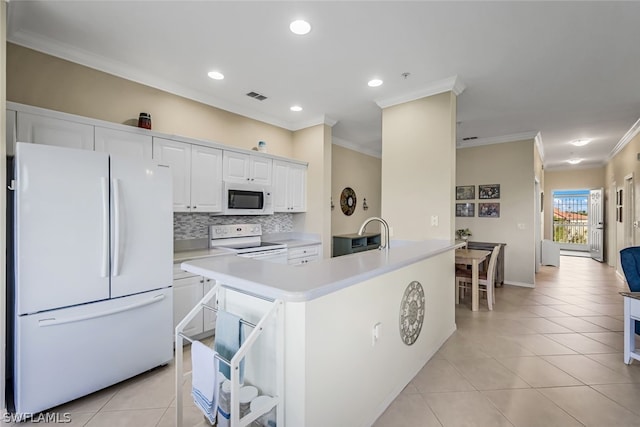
xmin=209 ymin=224 xmax=288 ymax=263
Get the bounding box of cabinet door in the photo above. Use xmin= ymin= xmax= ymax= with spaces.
xmin=191 ymin=145 xmax=223 ymax=212
xmin=289 ymin=163 xmax=307 ymax=212
xmin=272 ymin=160 xmax=290 ymax=212
xmin=223 ymin=151 xmax=250 ymax=182
xmin=17 ymin=112 xmax=94 ymax=150
xmin=202 ymin=278 xmax=217 ymax=332
xmin=173 ymin=276 xmax=204 ymax=338
xmin=6 ymin=110 xmax=16 ymax=156
xmin=95 ymin=127 xmax=152 ymax=160
xmin=250 ymin=156 xmax=273 ymax=185
xmin=153 ymin=137 xmax=192 ymax=212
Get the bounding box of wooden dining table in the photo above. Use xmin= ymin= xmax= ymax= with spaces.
xmin=455 ymin=248 xmax=491 ymax=311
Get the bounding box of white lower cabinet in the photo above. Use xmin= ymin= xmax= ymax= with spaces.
xmin=173 ymin=273 xmax=216 ymax=340
xmin=287 ymin=244 xmax=321 ymax=265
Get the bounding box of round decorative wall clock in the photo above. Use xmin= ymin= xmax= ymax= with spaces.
xmin=340 ymin=187 xmax=357 ymax=216
xmin=399 ymin=281 xmax=425 ymax=346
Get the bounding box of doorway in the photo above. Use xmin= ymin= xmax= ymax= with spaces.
xmin=553 ymin=189 xmax=589 ymax=253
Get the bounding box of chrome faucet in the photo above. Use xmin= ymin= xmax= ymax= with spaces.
xmin=358 ymin=217 xmax=390 ymax=250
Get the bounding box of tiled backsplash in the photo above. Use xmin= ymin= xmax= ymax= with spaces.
xmin=174 ymin=213 xmax=294 ymax=240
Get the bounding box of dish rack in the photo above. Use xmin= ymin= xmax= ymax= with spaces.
xmin=175 ymin=281 xmax=284 ymax=427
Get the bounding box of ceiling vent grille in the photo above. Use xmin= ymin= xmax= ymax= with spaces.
xmin=462 ymin=136 xmax=478 ymax=141
xmin=246 ymin=91 xmax=268 ymax=101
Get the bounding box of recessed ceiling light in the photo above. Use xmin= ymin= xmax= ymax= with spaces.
xmin=290 ymin=105 xmax=303 ymax=112
xmin=368 ymin=79 xmax=383 ymax=87
xmin=207 ymin=71 xmax=224 ymax=80
xmin=567 ymin=158 xmax=583 ymax=165
xmin=570 ymin=139 xmax=591 ymax=146
xmin=290 ymin=20 xmax=311 ymax=35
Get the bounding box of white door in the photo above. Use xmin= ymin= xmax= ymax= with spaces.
xmin=153 ymin=137 xmax=191 ymax=212
xmin=272 ymin=160 xmax=289 ymax=212
xmin=223 ymin=151 xmax=250 ymax=182
xmin=173 ymin=276 xmax=204 ymax=337
xmin=250 ymin=156 xmax=273 ymax=184
xmin=589 ymin=188 xmax=604 ymax=262
xmin=15 ymin=143 xmax=110 ymax=314
xmin=95 ymin=127 xmax=153 ymax=160
xmin=17 ymin=112 xmax=94 ymax=150
xmin=290 ymin=163 xmax=307 ymax=212
xmin=191 ymin=145 xmax=223 ymax=212
xmin=110 ymin=155 xmax=173 ymax=298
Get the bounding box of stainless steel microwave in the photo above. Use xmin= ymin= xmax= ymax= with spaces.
xmin=222 ymin=181 xmax=274 ymax=215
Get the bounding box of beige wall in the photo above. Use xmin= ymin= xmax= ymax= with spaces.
xmin=381 ymin=92 xmax=456 ymax=240
xmin=456 ymin=139 xmax=536 ymax=286
xmin=331 ymin=144 xmax=381 ymax=239
xmin=605 ymin=133 xmax=640 ymax=273
xmin=7 ymin=43 xmax=295 ymax=157
xmin=543 ymin=167 xmax=605 ymax=240
xmin=292 ymin=125 xmax=333 ymax=258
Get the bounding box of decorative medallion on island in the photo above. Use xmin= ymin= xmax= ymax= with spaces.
xmin=399 ymin=281 xmax=425 ymax=346
xmin=340 ymin=187 xmax=357 ymax=216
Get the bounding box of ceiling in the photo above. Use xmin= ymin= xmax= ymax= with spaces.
xmin=6 ymin=1 xmax=640 ymax=170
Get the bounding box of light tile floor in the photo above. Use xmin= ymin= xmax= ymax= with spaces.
xmin=6 ymin=256 xmax=640 ymax=426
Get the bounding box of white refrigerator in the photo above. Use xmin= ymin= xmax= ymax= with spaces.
xmin=8 ymin=142 xmax=173 ymax=415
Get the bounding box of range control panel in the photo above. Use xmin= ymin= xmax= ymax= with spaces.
xmin=209 ymin=223 xmax=262 ymax=239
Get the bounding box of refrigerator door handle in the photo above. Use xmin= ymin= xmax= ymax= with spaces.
xmin=38 ymin=294 xmax=166 ymax=327
xmin=112 ymin=178 xmax=122 ymax=277
xmin=100 ymin=177 xmax=109 ymax=278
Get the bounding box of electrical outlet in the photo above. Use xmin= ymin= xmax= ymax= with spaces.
xmin=372 ymin=322 xmax=382 ymax=346
xmin=431 ymin=215 xmax=439 ymax=226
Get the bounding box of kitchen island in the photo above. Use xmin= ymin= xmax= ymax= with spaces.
xmin=181 ymin=239 xmax=459 ymax=426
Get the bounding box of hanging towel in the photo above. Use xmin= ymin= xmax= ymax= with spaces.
xmin=191 ymin=341 xmax=220 ymax=424
xmin=215 ymin=310 xmax=245 ymax=382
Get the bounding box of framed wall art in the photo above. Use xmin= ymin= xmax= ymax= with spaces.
xmin=479 ymin=184 xmax=500 ymax=199
xmin=456 ymin=185 xmax=475 ymax=200
xmin=456 ymin=203 xmax=475 ymax=217
xmin=478 ymin=202 xmax=500 ymax=218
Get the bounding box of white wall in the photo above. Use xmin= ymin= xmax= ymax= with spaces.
xmin=456 ymin=139 xmax=537 ymax=286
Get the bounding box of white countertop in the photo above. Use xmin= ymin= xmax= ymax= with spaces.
xmin=173 ymin=247 xmax=234 ymax=263
xmin=181 ymin=239 xmax=458 ymax=302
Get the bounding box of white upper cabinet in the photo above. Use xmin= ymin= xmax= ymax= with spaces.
xmin=273 ymin=160 xmax=307 ymax=212
xmin=94 ymin=127 xmax=153 ymax=160
xmin=223 ymin=151 xmax=272 ymax=185
xmin=17 ymin=112 xmax=94 ymax=150
xmin=190 ymin=144 xmax=223 ymax=213
xmin=153 ymin=137 xmax=223 ymax=213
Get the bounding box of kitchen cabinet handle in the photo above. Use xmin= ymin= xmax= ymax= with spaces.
xmin=100 ymin=177 xmax=109 ymax=278
xmin=112 ymin=178 xmax=122 ymax=277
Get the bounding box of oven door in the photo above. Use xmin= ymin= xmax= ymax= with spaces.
xmin=237 ymin=248 xmax=288 ymax=264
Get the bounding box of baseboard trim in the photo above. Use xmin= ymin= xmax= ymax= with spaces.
xmin=504 ymin=281 xmax=535 ymax=288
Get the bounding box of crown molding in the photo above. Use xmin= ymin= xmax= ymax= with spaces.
xmin=543 ymin=161 xmax=607 ymax=172
xmin=7 ymin=30 xmax=331 ymax=133
xmin=375 ymin=75 xmax=466 ymax=109
xmin=291 ymin=115 xmax=338 ymax=131
xmin=456 ymin=131 xmax=540 ymax=149
xmin=608 ymin=117 xmax=640 ymax=161
xmin=332 ymin=137 xmax=382 ymax=159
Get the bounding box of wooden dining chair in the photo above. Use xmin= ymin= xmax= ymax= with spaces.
xmin=455 ymin=245 xmax=500 ymax=310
